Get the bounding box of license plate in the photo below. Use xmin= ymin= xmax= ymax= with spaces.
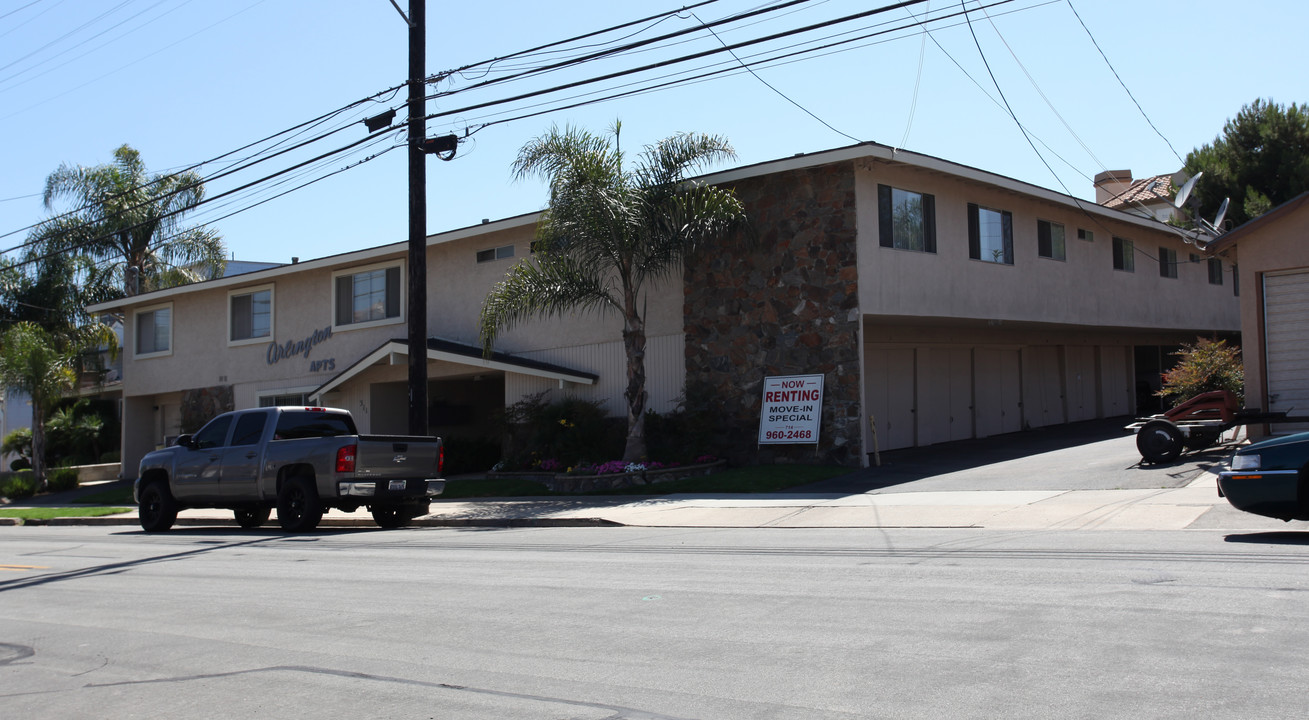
xmin=388 ymin=480 xmax=407 ymax=491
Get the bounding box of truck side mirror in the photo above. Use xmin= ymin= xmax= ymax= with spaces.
xmin=174 ymin=434 xmax=194 ymax=449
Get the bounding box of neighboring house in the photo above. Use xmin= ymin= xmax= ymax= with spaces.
xmin=87 ymin=142 xmax=1241 ymax=473
xmin=1205 ymin=191 xmax=1309 ymax=435
xmin=1095 ymin=170 xmax=1182 ymax=223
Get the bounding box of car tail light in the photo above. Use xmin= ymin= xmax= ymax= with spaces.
xmin=438 ymin=444 xmax=445 ymax=476
xmin=336 ymin=444 xmax=357 ymax=473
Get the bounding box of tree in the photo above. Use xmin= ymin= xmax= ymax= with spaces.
xmin=35 ymin=144 xmax=225 ymax=295
xmin=480 ymin=124 xmax=746 ymax=462
xmin=1157 ymin=338 xmax=1244 ymax=407
xmin=0 ymin=322 xmax=116 ymax=486
xmin=1182 ymin=99 xmax=1309 ymax=229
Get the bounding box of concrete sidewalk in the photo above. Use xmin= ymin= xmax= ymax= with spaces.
xmin=4 ymin=421 xmax=1294 ymax=532
xmin=2 ymin=472 xmax=1288 ymax=532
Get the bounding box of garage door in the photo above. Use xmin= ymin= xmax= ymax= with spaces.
xmin=864 ymin=347 xmax=916 ymax=451
xmin=1264 ymin=270 xmax=1309 ymax=430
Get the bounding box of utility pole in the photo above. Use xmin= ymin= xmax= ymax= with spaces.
xmin=406 ymin=0 xmax=429 ymax=436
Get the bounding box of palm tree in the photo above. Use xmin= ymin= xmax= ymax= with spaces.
xmin=480 ymin=124 xmax=746 ymax=461
xmin=0 ymin=322 xmax=116 ymax=487
xmin=38 ymin=144 xmax=225 ymax=295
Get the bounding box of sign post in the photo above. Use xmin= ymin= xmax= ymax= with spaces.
xmin=758 ymin=374 xmax=824 ymax=445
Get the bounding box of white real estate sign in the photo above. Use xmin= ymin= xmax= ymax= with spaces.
xmin=758 ymin=374 xmax=824 ymax=444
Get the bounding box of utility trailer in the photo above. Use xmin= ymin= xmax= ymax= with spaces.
xmin=1125 ymin=390 xmax=1309 ymax=463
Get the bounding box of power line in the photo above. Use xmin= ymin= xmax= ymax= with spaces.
xmin=1064 ymin=0 xmax=1184 ymax=165
xmin=689 ymin=9 xmax=861 ymax=143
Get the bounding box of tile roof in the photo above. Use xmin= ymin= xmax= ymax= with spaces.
xmin=1103 ymin=174 xmax=1174 ymax=209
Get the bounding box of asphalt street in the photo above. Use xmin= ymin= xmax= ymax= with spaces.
xmin=3 ymin=525 xmax=1309 ymax=719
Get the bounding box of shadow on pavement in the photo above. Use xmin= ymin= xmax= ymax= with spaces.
xmin=787 ymin=417 xmax=1234 ymax=495
xmin=1223 ymin=531 xmax=1309 ymax=545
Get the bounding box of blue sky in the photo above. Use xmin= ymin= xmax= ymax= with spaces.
xmin=0 ymin=0 xmax=1304 ymax=268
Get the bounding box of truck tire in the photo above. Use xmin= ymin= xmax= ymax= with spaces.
xmin=277 ymin=477 xmax=322 ymax=532
xmin=234 ymin=508 xmax=271 ymax=529
xmin=139 ymin=482 xmax=177 ymax=533
xmin=1137 ymin=419 xmax=1185 ymax=464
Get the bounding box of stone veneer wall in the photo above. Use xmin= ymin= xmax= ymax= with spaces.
xmin=683 ymin=161 xmax=862 ymax=467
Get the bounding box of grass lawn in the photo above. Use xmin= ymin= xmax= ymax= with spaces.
xmin=0 ymin=507 xmax=132 ymax=520
xmin=73 ymin=486 xmax=136 ymax=505
xmin=442 ymin=464 xmax=850 ymax=499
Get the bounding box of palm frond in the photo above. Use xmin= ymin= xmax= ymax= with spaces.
xmin=479 ymin=252 xmax=617 ymax=356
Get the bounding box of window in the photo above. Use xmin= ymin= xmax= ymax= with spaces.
xmin=1078 ymin=228 xmax=1094 ymax=242
xmin=1159 ymin=247 xmax=1178 ymax=278
xmin=230 ymin=413 xmax=267 ymax=446
xmin=333 ymin=263 xmax=402 ymax=329
xmin=968 ymin=203 xmax=1013 ymax=265
xmin=1112 ymin=236 xmax=1134 ymax=272
xmin=476 ymin=245 xmax=515 ymax=263
xmin=259 ymin=392 xmax=317 ymax=408
xmin=229 ymin=286 xmax=273 ymax=344
xmin=1208 ymin=258 xmax=1224 ymax=286
xmin=1233 ymin=264 xmax=1240 ymax=296
xmin=1037 ymin=220 xmax=1066 ymax=261
xmin=273 ymin=410 xmax=357 ymax=440
xmin=877 ymin=185 xmax=936 ymax=252
xmin=192 ymin=415 xmax=232 ymax=449
xmin=134 ymin=304 xmax=172 ymax=357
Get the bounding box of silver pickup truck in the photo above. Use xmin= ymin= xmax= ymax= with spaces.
xmin=135 ymin=406 xmax=445 ymax=532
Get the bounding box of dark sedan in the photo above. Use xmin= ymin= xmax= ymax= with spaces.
xmin=1218 ymin=432 xmax=1309 ymax=521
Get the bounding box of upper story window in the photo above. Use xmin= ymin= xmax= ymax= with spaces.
xmin=1208 ymin=258 xmax=1224 ymax=285
xmin=877 ymin=185 xmax=936 ymax=253
xmin=1112 ymin=236 xmax=1135 ymax=272
xmin=1078 ymin=228 xmax=1094 ymax=242
xmin=1158 ymin=246 xmax=1178 ymax=278
xmin=968 ymin=203 xmax=1013 ymax=265
xmin=1233 ymin=264 xmax=1240 ymax=296
xmin=476 ymin=245 xmax=515 ymax=263
xmin=1037 ymin=220 xmax=1066 ymax=261
xmin=134 ymin=303 xmax=172 ymax=358
xmin=332 ymin=262 xmax=403 ymax=330
xmin=229 ymin=285 xmax=273 ymax=345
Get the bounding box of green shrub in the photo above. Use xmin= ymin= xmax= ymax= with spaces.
xmin=3 ymin=427 xmax=32 ymax=467
xmin=497 ymin=393 xmax=623 ymax=468
xmin=441 ymin=436 xmax=502 ymax=475
xmin=46 ymin=466 xmax=80 ymax=493
xmin=1158 ymin=338 xmax=1244 ymax=406
xmin=1 ymin=471 xmax=38 ymax=499
xmin=98 ymin=450 xmax=121 ymax=463
xmin=9 ymin=457 xmax=31 ymax=472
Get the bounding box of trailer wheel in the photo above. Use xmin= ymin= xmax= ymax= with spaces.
xmin=1138 ymin=420 xmax=1185 ymax=464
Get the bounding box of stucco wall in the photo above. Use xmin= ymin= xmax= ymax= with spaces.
xmin=854 ymin=160 xmax=1240 ymax=332
xmin=1214 ymin=205 xmax=1309 ymax=418
xmin=685 ymin=162 xmax=863 ymax=467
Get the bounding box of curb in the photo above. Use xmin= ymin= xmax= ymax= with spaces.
xmin=10 ymin=515 xmax=624 ymax=529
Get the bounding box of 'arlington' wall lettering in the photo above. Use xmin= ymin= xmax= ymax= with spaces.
xmin=267 ymin=326 xmax=334 ymax=365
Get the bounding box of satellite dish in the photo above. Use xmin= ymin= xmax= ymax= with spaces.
xmin=1174 ymin=171 xmax=1202 ymax=209
xmin=1213 ymin=197 xmax=1229 ymax=230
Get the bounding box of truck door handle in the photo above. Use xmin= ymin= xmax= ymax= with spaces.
xmin=245 ymin=452 xmax=257 ymax=459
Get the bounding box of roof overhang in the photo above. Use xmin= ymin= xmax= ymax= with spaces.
xmin=308 ymin=337 xmax=597 ymax=402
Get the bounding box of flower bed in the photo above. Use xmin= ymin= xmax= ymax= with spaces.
xmin=487 ymin=459 xmax=726 ymax=493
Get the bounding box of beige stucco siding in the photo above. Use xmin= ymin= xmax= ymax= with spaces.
xmin=854 ymin=161 xmax=1239 ymax=333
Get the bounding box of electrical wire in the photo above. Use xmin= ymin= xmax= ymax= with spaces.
xmin=898 ymin=1 xmax=930 ymax=149
xmin=1064 ymin=0 xmax=1184 ymax=164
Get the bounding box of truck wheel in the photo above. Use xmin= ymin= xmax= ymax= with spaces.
xmin=277 ymin=477 xmax=322 ymax=532
xmin=139 ymin=482 xmax=177 ymax=533
xmin=371 ymin=506 xmax=413 ymax=529
xmin=234 ymin=508 xmax=271 ymax=529
xmin=1137 ymin=420 xmax=1185 ymax=464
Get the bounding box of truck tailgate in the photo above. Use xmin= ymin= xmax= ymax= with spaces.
xmin=353 ymin=435 xmax=442 ymax=479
